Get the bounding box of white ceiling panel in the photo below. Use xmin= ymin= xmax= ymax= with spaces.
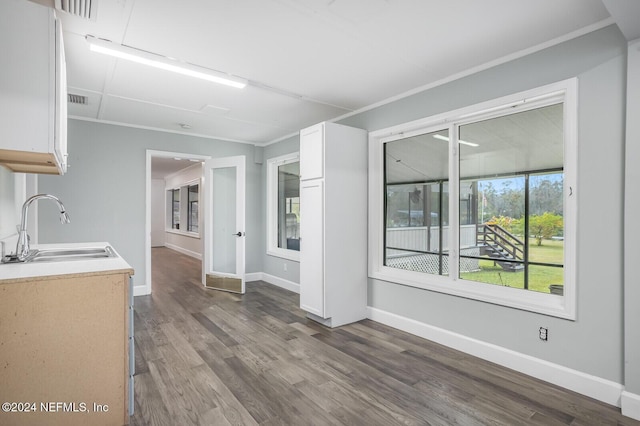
xmin=42 ymin=0 xmax=630 ymax=144
xmin=57 ymin=0 xmax=135 ymax=43
xmin=66 ymin=87 xmax=102 ymax=118
xmin=62 ymin=32 xmax=114 ymax=93
xmin=101 ymin=94 xmax=296 ymax=143
xmin=151 ymin=157 xmax=203 ymax=179
xmin=104 ymin=59 xmax=350 ymax=126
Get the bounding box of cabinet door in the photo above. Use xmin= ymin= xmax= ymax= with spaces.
xmin=0 ymin=0 xmax=51 ymax=152
xmin=300 ymin=123 xmax=324 ymax=180
xmin=300 ymin=180 xmax=325 ymax=317
xmin=54 ymin=17 xmax=68 ymax=173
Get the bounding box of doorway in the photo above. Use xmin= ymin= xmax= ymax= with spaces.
xmin=145 ymin=150 xmax=247 ymax=296
xmin=144 ymin=150 xmax=210 ymax=295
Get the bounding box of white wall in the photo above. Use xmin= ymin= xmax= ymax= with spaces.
xmin=0 ymin=168 xmax=19 ymax=241
xmin=0 ymin=172 xmax=32 ymax=252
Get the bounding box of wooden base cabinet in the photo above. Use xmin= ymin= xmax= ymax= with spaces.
xmin=299 ymin=122 xmax=368 ymax=327
xmin=0 ymin=270 xmax=133 ymax=426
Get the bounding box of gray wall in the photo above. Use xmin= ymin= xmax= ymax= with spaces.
xmin=264 ymin=25 xmax=630 ymax=385
xmin=37 ymin=121 xmax=264 ymax=289
xmin=624 ymin=39 xmax=640 ymax=396
xmin=360 ymin=25 xmax=627 ymax=384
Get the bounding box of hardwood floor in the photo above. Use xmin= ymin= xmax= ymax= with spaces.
xmin=131 ymin=247 xmax=638 ymax=425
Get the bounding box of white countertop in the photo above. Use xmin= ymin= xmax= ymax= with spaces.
xmin=0 ymin=242 xmax=134 ymax=281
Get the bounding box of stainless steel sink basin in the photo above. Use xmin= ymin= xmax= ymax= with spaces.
xmin=25 ymin=246 xmax=117 ymax=263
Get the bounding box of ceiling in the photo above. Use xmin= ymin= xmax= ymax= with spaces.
xmin=151 ymin=156 xmax=203 ymax=179
xmin=386 ymin=104 xmax=563 ymax=184
xmin=38 ymin=0 xmax=637 ymax=146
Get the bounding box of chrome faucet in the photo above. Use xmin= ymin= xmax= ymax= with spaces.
xmin=15 ymin=194 xmax=71 ymax=261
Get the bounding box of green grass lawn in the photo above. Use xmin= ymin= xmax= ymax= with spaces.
xmin=460 ymin=239 xmax=564 ymax=293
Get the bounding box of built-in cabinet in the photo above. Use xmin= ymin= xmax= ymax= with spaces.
xmin=0 ymin=0 xmax=68 ymax=175
xmin=299 ymin=122 xmax=367 ymax=327
xmin=0 ymin=268 xmax=134 ymax=426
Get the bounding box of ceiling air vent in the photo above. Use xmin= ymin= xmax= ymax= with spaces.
xmin=55 ymin=0 xmax=96 ymax=21
xmin=68 ymin=93 xmax=88 ymax=105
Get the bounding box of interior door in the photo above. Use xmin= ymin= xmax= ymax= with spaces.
xmin=202 ymin=155 xmax=246 ymax=294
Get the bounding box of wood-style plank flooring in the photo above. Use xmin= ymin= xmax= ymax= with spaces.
xmin=131 ymin=247 xmax=638 ymax=425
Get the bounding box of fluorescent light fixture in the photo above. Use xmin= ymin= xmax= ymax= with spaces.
xmin=433 ymin=134 xmax=479 ymax=147
xmin=86 ymin=35 xmax=247 ymax=89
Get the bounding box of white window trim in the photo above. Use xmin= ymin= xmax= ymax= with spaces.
xmin=186 ymin=182 xmax=200 ymax=234
xmin=165 ymin=177 xmax=201 ymax=239
xmin=165 ymin=229 xmax=200 ymax=239
xmin=368 ymin=79 xmax=578 ymax=320
xmin=266 ymin=152 xmax=300 ymax=261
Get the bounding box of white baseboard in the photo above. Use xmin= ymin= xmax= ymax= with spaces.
xmin=622 ymin=391 xmax=640 ymax=420
xmin=244 ymin=272 xmax=263 ymax=282
xmin=164 ymin=243 xmax=202 ymax=260
xmin=367 ymin=306 xmax=624 ymax=408
xmin=133 ymin=285 xmax=150 ymax=297
xmin=249 ymin=272 xmax=300 ymax=294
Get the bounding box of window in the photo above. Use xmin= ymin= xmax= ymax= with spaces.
xmin=385 ymin=129 xmax=450 ymax=276
xmin=370 ymin=79 xmax=577 ymax=319
xmin=171 ymin=188 xmax=180 ymax=230
xmin=187 ymin=184 xmax=199 ymax=233
xmin=267 ymin=153 xmax=300 ymax=261
xmin=167 ymin=180 xmax=200 ymax=237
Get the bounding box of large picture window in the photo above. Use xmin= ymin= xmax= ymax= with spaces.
xmin=267 ymin=152 xmax=300 ymax=261
xmin=370 ymin=80 xmax=577 ymax=319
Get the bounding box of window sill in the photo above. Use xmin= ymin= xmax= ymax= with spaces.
xmin=267 ymin=247 xmax=300 ymax=262
xmin=369 ymin=267 xmax=574 ymax=320
xmin=166 ymin=229 xmax=201 ymax=239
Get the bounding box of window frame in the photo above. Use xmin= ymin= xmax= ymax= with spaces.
xmin=187 ymin=183 xmax=199 ymax=233
xmin=166 ymin=178 xmax=201 ymax=239
xmin=266 ymin=152 xmax=301 ymax=261
xmin=171 ymin=188 xmax=180 ymax=230
xmin=368 ymin=79 xmax=577 ymax=319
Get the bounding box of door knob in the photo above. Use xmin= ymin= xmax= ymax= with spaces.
xmin=233 ymin=231 xmax=245 ymax=237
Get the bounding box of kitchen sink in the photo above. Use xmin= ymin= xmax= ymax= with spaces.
xmin=25 ymin=246 xmax=117 ymax=263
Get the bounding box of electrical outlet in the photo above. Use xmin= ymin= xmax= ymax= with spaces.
xmin=283 ymin=263 xmax=287 ymax=272
xmin=539 ymin=327 xmax=548 ymax=341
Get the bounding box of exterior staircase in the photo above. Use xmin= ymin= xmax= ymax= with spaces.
xmin=476 ymin=223 xmax=524 ymax=272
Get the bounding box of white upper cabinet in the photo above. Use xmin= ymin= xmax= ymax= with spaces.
xmin=0 ymin=0 xmax=68 ymax=175
xmin=299 ymin=123 xmax=324 ymax=181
